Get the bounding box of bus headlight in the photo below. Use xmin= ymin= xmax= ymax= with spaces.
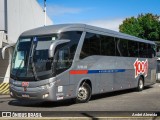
xmin=40 ymin=82 xmax=55 ymax=89
xmin=40 ymin=85 xmax=49 ymax=89
xmin=42 ymin=93 xmax=49 ymax=98
xmin=10 ymin=84 xmax=14 ymax=88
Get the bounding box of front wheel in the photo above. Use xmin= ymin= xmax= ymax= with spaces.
xmin=137 ymin=77 xmax=144 ymax=91
xmin=76 ymin=83 xmax=91 ymax=103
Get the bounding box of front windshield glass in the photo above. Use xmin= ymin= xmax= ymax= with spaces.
xmin=11 ymin=38 xmax=33 ymax=80
xmin=11 ymin=35 xmax=58 ymax=81
xmin=11 ymin=31 xmax=82 ymax=81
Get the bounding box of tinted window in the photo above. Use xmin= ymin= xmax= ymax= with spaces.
xmin=139 ymin=42 xmax=148 ymax=58
xmin=56 ymin=49 xmax=70 ymax=69
xmin=36 ymin=35 xmax=58 ymax=41
xmin=128 ymin=41 xmax=139 ymax=57
xmin=152 ymin=45 xmax=156 ymax=57
xmin=60 ymin=31 xmax=82 ymax=60
xmin=115 ymin=38 xmax=120 ymax=56
xmin=59 ymin=31 xmax=82 ymax=43
xmin=80 ymin=32 xmax=155 ymax=59
xmin=53 ymin=31 xmax=83 ymax=75
xmin=148 ymin=44 xmax=156 ymax=58
xmin=117 ymin=39 xmax=128 ymax=57
xmin=101 ymin=35 xmax=115 ymax=56
xmin=80 ymin=33 xmax=100 ymax=59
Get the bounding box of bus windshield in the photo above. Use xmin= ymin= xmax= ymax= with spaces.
xmin=11 ymin=31 xmax=82 ymax=81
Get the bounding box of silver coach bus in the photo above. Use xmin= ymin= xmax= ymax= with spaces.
xmin=9 ymin=24 xmax=156 ymax=103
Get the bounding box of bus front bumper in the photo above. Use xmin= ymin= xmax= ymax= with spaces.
xmin=10 ymin=81 xmax=58 ymax=101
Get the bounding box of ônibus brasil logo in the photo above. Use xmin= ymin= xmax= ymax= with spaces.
xmin=134 ymin=58 xmax=148 ymax=78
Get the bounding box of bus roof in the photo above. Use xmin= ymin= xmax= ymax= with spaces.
xmin=21 ymin=24 xmax=155 ymax=44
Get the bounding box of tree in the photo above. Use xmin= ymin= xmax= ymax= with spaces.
xmin=119 ymin=13 xmax=160 ymax=41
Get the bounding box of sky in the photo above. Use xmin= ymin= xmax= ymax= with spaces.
xmin=37 ymin=0 xmax=160 ymax=31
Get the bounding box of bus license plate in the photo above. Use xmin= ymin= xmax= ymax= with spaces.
xmin=22 ymin=94 xmax=30 ymax=98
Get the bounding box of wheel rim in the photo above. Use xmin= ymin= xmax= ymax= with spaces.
xmin=139 ymin=80 xmax=143 ymax=89
xmin=77 ymin=86 xmax=88 ymax=100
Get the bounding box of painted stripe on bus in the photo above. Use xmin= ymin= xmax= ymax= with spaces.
xmin=69 ymin=70 xmax=88 ymax=75
xmin=70 ymin=69 xmax=125 ymax=75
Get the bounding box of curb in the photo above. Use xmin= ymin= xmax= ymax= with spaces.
xmin=0 ymin=83 xmax=9 ymax=95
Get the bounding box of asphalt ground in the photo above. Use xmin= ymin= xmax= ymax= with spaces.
xmin=0 ymin=83 xmax=160 ymax=119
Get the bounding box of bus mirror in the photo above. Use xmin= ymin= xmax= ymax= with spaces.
xmin=48 ymin=39 xmax=70 ymax=58
xmin=1 ymin=43 xmax=15 ymax=59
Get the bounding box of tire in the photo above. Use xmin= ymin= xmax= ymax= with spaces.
xmin=137 ymin=77 xmax=144 ymax=91
xmin=76 ymin=83 xmax=91 ymax=103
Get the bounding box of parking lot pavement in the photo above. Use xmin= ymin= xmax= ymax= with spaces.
xmin=0 ymin=83 xmax=160 ymax=118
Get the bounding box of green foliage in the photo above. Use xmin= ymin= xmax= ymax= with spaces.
xmin=119 ymin=13 xmax=160 ymax=41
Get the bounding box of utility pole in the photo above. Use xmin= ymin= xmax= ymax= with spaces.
xmin=44 ymin=0 xmax=47 ymax=26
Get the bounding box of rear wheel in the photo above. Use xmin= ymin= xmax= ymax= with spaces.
xmin=76 ymin=83 xmax=91 ymax=103
xmin=137 ymin=77 xmax=144 ymax=91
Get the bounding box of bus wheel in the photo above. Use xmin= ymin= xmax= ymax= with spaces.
xmin=76 ymin=83 xmax=91 ymax=103
xmin=137 ymin=77 xmax=144 ymax=91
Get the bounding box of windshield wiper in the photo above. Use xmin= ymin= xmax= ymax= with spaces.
xmin=31 ymin=58 xmax=39 ymax=80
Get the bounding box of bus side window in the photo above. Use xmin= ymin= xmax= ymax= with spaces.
xmin=148 ymin=44 xmax=153 ymax=58
xmin=128 ymin=41 xmax=139 ymax=57
xmin=117 ymin=39 xmax=128 ymax=57
xmin=149 ymin=44 xmax=156 ymax=58
xmin=115 ymin=38 xmax=120 ymax=56
xmin=100 ymin=35 xmax=116 ymax=56
xmin=80 ymin=33 xmax=100 ymax=59
xmin=56 ymin=48 xmax=71 ymax=70
xmin=153 ymin=45 xmax=156 ymax=57
xmin=139 ymin=42 xmax=148 ymax=58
